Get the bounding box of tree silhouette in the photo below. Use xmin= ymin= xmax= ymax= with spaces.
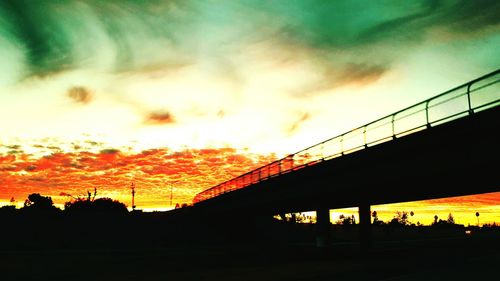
xmin=92 ymin=198 xmax=127 ymax=213
xmin=22 ymin=193 xmax=59 ymax=212
xmin=0 ymin=205 xmax=17 ymax=214
xmin=431 ymin=213 xmax=459 ymax=227
xmin=336 ymin=214 xmax=355 ymax=225
xmin=389 ymin=211 xmax=410 ymax=226
xmin=446 ymin=213 xmax=455 ymax=224
xmin=372 ymin=211 xmax=384 ymax=226
xmin=63 ymin=198 xmax=91 ymax=212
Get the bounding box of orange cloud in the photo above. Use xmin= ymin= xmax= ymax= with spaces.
xmin=0 ymin=146 xmax=276 ymax=209
xmin=145 ymin=110 xmax=175 ymax=125
xmin=67 ymin=86 xmax=92 ymax=104
xmin=1 ymin=144 xmax=498 ymax=224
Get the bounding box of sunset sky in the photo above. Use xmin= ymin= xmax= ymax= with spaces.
xmin=0 ymin=1 xmax=498 ymax=225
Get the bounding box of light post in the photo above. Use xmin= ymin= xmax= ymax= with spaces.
xmin=131 ymin=181 xmax=136 ymax=211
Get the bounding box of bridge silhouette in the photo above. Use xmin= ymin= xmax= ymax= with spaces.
xmin=189 ymin=69 xmax=500 ymax=248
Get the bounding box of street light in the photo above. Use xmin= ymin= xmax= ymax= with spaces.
xmin=131 ymin=181 xmax=136 ymax=211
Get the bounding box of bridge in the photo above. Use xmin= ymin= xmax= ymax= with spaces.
xmin=190 ymin=69 xmax=500 ymax=248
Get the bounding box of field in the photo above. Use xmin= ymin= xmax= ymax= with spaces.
xmin=1 ymin=216 xmax=498 ymax=281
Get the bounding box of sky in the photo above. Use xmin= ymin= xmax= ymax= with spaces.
xmin=0 ymin=0 xmax=499 ymax=224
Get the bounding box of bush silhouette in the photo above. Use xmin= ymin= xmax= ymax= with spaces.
xmin=22 ymin=193 xmax=59 ymax=213
xmin=64 ymin=197 xmax=127 ymax=214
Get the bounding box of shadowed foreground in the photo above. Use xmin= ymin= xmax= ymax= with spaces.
xmin=1 ymin=235 xmax=498 ymax=281
xmin=0 ymin=213 xmax=498 ymax=281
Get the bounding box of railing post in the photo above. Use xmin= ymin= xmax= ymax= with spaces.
xmin=321 ymin=142 xmax=325 ymax=160
xmin=391 ymin=114 xmax=396 ymax=139
xmin=363 ymin=126 xmax=368 ymax=148
xmin=340 ymin=135 xmax=344 ymax=155
xmin=467 ymin=83 xmax=474 ymax=115
xmin=425 ymin=100 xmax=431 ymax=128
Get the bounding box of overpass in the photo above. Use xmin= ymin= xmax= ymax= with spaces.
xmin=190 ymin=69 xmax=500 ymax=247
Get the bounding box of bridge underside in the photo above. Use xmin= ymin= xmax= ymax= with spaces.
xmin=193 ymin=106 xmax=499 ymax=217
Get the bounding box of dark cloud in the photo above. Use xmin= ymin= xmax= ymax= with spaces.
xmin=257 ymin=0 xmax=499 ymax=86
xmin=85 ymin=140 xmax=103 ymax=146
xmin=264 ymin=0 xmax=500 ymax=49
xmin=356 ymin=0 xmax=500 ymax=44
xmin=0 ymin=0 xmax=498 ymax=81
xmin=146 ymin=110 xmax=175 ymax=125
xmin=290 ymin=62 xmax=389 ymax=98
xmin=25 ymin=165 xmax=37 ymax=171
xmin=5 ymin=144 xmax=21 ymax=150
xmin=0 ymin=0 xmax=189 ymax=77
xmin=429 ymin=0 xmax=500 ymax=33
xmin=356 ymin=6 xmax=435 ymax=44
xmin=0 ymin=0 xmax=73 ymax=74
xmin=7 ymin=149 xmax=23 ymax=155
xmin=337 ymin=63 xmax=388 ymax=85
xmin=100 ymin=149 xmax=120 ymax=155
xmin=67 ymin=86 xmax=92 ymax=104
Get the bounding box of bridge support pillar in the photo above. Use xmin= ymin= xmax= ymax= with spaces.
xmin=315 ymin=207 xmax=330 ymax=248
xmin=358 ymin=203 xmax=371 ymax=251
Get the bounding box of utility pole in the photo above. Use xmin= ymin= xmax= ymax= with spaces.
xmin=131 ymin=181 xmax=136 ymax=211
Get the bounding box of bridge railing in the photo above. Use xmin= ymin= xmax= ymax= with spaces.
xmin=193 ymin=69 xmax=500 ymax=204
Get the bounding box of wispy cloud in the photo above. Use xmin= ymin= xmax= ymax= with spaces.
xmin=288 ymin=113 xmax=310 ymax=135
xmin=0 ymin=0 xmax=497 ymax=81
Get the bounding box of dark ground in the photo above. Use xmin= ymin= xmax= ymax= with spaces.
xmin=1 ymin=234 xmax=498 ymax=281
xmin=0 ymin=213 xmax=498 ymax=281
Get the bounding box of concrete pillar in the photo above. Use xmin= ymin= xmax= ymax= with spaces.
xmin=316 ymin=207 xmax=330 ymax=248
xmin=358 ymin=203 xmax=372 ymax=251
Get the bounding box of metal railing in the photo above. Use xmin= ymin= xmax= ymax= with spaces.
xmin=193 ymin=69 xmax=500 ymax=204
